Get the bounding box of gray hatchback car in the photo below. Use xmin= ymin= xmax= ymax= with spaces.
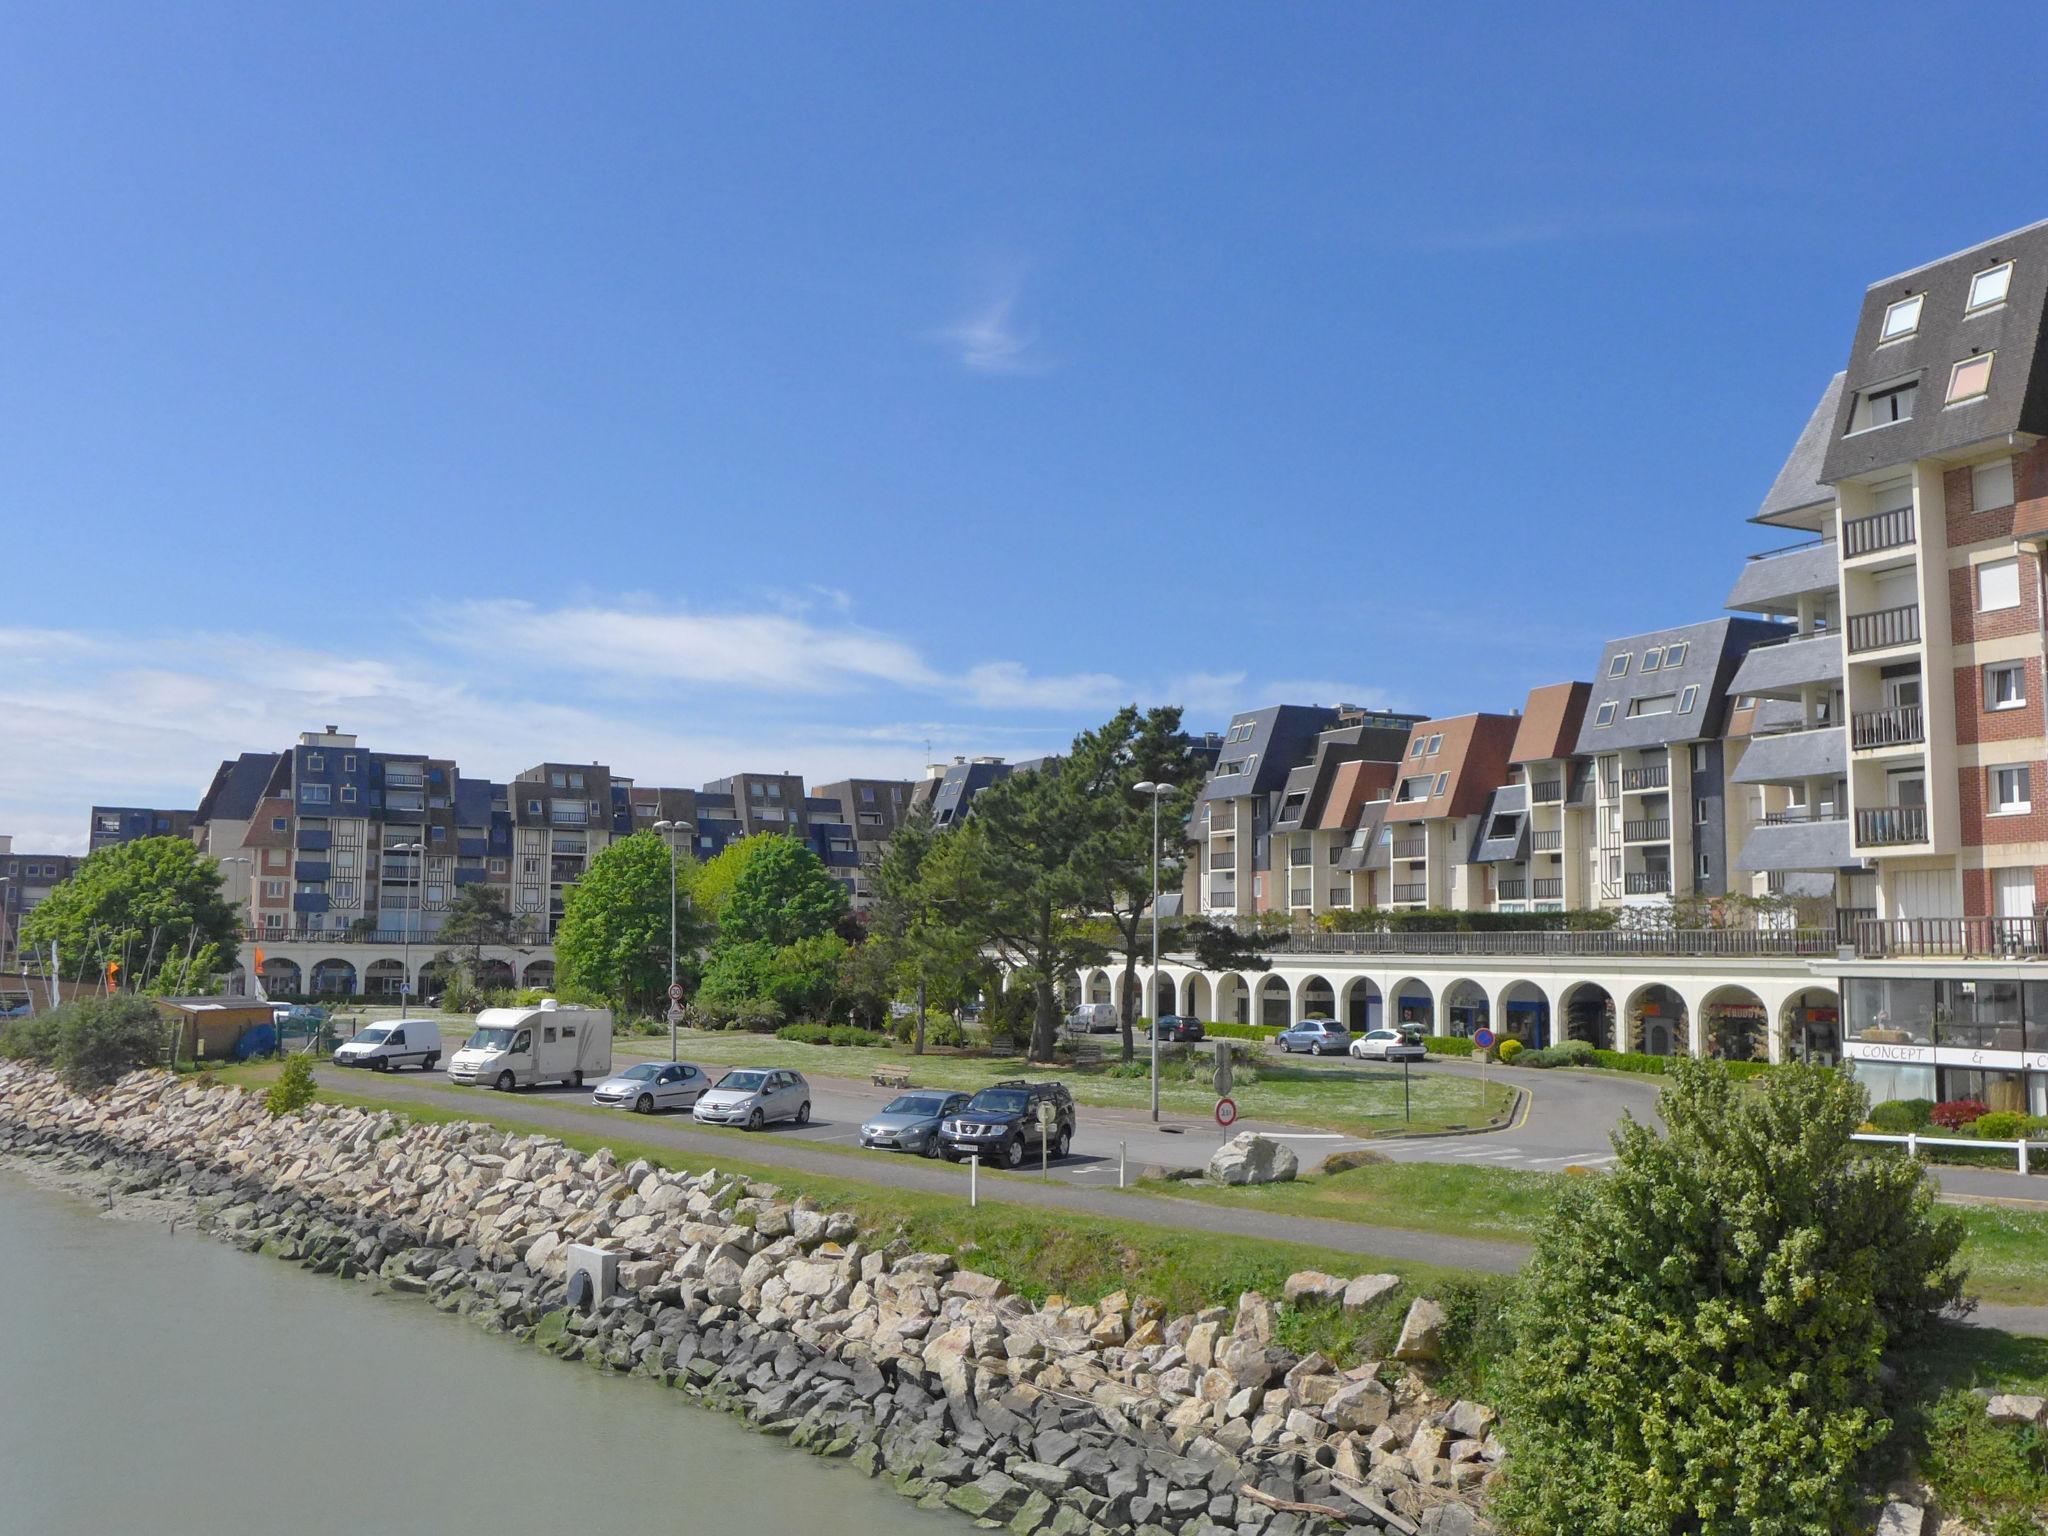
xmin=859 ymin=1090 xmax=970 ymax=1157
xmin=1275 ymin=1018 xmax=1353 ymax=1056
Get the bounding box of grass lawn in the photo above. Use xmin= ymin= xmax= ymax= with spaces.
xmin=1144 ymin=1157 xmax=2048 ymax=1308
xmin=601 ymin=1027 xmax=1516 ymax=1138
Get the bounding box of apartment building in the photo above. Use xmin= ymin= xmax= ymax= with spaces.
xmin=1188 ymin=705 xmax=1425 ymax=916
xmin=87 ymin=805 xmax=196 ymax=851
xmin=1575 ymin=619 xmax=1789 ymax=904
xmin=1473 ymin=682 xmax=1594 ymax=912
xmin=812 ymin=778 xmax=915 ymax=899
xmin=0 ymin=835 xmax=82 ymax=970
xmin=912 ymin=757 xmax=1015 ymax=828
xmin=1383 ymin=714 xmax=1520 ymax=910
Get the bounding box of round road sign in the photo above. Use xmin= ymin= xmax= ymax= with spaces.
xmin=1473 ymin=1028 xmax=1495 ymax=1049
xmin=668 ymin=983 xmax=685 ymax=1003
xmin=1215 ymin=1097 xmax=1238 ymax=1128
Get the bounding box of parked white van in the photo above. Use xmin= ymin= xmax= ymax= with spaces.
xmin=332 ymin=1019 xmax=442 ymax=1073
xmin=449 ymin=1001 xmax=613 ymax=1091
xmin=1064 ymin=1002 xmax=1119 ymax=1034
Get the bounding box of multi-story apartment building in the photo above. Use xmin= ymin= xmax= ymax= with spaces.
xmin=1575 ymin=619 xmax=1789 ymax=905
xmin=87 ymin=806 xmax=196 ymax=851
xmin=1188 ymin=705 xmax=1424 ymax=917
xmin=1383 ymin=714 xmax=1520 ymax=910
xmin=1472 ymin=683 xmax=1594 ymax=912
xmin=912 ymin=757 xmax=1016 ymax=828
xmin=811 ymin=778 xmax=914 ymax=901
xmin=0 ymin=835 xmax=83 ymax=971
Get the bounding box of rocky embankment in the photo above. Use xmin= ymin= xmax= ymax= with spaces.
xmin=0 ymin=1064 xmax=1503 ymax=1536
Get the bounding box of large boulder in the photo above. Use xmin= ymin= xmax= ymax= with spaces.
xmin=1342 ymin=1273 xmax=1402 ymax=1314
xmin=1207 ymin=1132 xmax=1299 ymax=1186
xmin=1987 ymin=1393 xmax=2048 ymax=1428
xmin=1281 ymin=1270 xmax=1348 ymax=1306
xmin=1393 ymin=1296 xmax=1448 ymax=1362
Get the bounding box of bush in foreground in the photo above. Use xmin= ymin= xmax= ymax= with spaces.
xmin=0 ymin=995 xmax=169 ymax=1092
xmin=1493 ymin=1060 xmax=1966 ymax=1536
xmin=264 ymin=1053 xmax=318 ymax=1116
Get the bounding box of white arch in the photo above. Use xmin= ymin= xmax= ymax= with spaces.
xmin=1251 ymin=972 xmax=1291 ymax=1029
xmin=1182 ymin=972 xmax=1212 ymax=1019
xmin=1293 ymin=973 xmax=1337 ymax=1020
xmin=1695 ymin=982 xmax=1770 ymax=1063
xmin=1493 ymin=979 xmax=1555 ymax=1048
xmin=1388 ymin=975 xmax=1436 ymax=1034
xmin=1440 ymin=977 xmax=1490 ymax=1038
xmin=1558 ymin=979 xmax=1618 ymax=1049
xmin=1337 ymin=975 xmax=1383 ymax=1032
xmin=1623 ymin=982 xmax=1690 ymax=1057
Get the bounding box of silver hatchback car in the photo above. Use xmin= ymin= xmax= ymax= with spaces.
xmin=591 ymin=1061 xmax=709 ymax=1114
xmin=692 ymin=1068 xmax=811 ymax=1131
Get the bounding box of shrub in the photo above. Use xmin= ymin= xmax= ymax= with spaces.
xmin=1496 ymin=1038 xmax=1525 ymax=1064
xmin=1969 ymin=1110 xmax=2028 ymax=1142
xmin=924 ymin=1017 xmax=970 ymax=1049
xmin=1588 ymin=1047 xmax=1671 ymax=1075
xmin=1320 ymin=1148 xmax=1389 ymax=1174
xmin=1422 ymin=1036 xmax=1475 ymax=1057
xmin=826 ymin=1025 xmax=883 ymax=1048
xmin=1869 ymin=1099 xmax=1932 ymax=1134
xmin=776 ymin=1022 xmax=831 ymax=1045
xmin=2 ymin=996 xmax=170 ymax=1092
xmin=1494 ymin=1061 xmax=1965 ymax=1535
xmin=1930 ymin=1098 xmax=1988 ymax=1131
xmin=1520 ymin=1040 xmax=1596 ymax=1070
xmin=1202 ymin=1022 xmax=1279 ymax=1042
xmin=264 ymin=1053 xmax=318 ymax=1116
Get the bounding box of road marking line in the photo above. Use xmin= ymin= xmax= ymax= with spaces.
xmin=1259 ymin=1133 xmax=1346 ymax=1140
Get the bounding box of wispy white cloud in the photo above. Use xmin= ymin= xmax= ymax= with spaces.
xmin=934 ymin=277 xmax=1049 ymax=375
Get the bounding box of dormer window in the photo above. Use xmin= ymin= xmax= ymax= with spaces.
xmin=1410 ymin=739 xmax=1427 ymax=759
xmin=1593 ymin=701 xmax=1617 ymax=728
xmin=1847 ymin=375 xmax=1917 ymax=433
xmin=1642 ymin=647 xmax=1663 ymax=672
xmin=1608 ymin=653 xmax=1631 ymax=678
xmin=1425 ymin=734 xmax=1443 ymax=756
xmin=1967 ymin=261 xmax=2013 ymax=312
xmin=1678 ymin=685 xmax=1700 ymax=714
xmin=1880 ymin=293 xmax=1923 ymax=341
xmin=1664 ymin=641 xmax=1689 ymax=668
xmin=1946 ymin=352 xmax=1993 ymax=405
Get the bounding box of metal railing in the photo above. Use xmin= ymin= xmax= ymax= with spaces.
xmin=1391 ymin=836 xmax=1427 ymax=859
xmin=1209 ymin=854 xmax=1236 ymax=872
xmin=1855 ymin=805 xmax=1928 ymax=846
xmin=1622 ymin=765 xmax=1669 ymax=791
xmin=1530 ymin=779 xmax=1562 ymax=803
xmin=1391 ymin=883 xmax=1428 ymax=902
xmin=1624 ymin=871 xmax=1672 ymax=895
xmin=1289 ymin=849 xmax=1312 ymax=866
xmin=1530 ymin=829 xmax=1563 ymax=852
xmin=1852 ymin=1130 xmax=2037 ymax=1176
xmin=1851 ymin=704 xmax=1923 ymax=749
xmin=1497 ymin=879 xmax=1527 ymax=899
xmin=1760 ymin=806 xmax=1845 ymax=826
xmin=1847 ymin=603 xmax=1919 ymax=653
xmin=1532 ymin=878 xmax=1563 ymax=899
xmin=258 ymin=925 xmax=554 ymax=946
xmin=1224 ymin=924 xmax=1838 ymax=958
xmin=1624 ymin=818 xmax=1671 ymax=843
xmin=1207 ymin=807 xmax=1237 ymax=834
xmin=1746 ymin=535 xmax=1833 ymax=562
xmin=1843 ymin=505 xmax=1914 ymax=558
xmin=1852 ymin=915 xmax=2048 ymax=959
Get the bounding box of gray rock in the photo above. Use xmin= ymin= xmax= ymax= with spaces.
xmin=1281 ymin=1270 xmax=1348 ymax=1306
xmin=1873 ymin=1502 xmax=1924 ymax=1536
xmin=1393 ymin=1297 xmax=1448 ymax=1362
xmin=1341 ymin=1273 xmax=1402 ymax=1315
xmin=1206 ymin=1132 xmax=1299 ymax=1186
xmin=1986 ymin=1393 xmax=2048 ymax=1427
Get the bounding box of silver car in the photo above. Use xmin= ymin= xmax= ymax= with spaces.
xmin=860 ymin=1090 xmax=970 ymax=1157
xmin=591 ymin=1061 xmax=709 ymax=1114
xmin=692 ymin=1068 xmax=811 ymax=1131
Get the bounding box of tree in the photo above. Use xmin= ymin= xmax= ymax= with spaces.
xmin=1067 ymin=705 xmax=1210 ymax=1062
xmin=718 ymin=836 xmax=849 ymax=947
xmin=691 ymin=833 xmax=780 ymax=925
xmin=21 ymin=837 xmax=239 ymax=992
xmin=265 ymin=1052 xmax=318 ymax=1116
xmin=1169 ymin=915 xmax=1278 ymax=978
xmin=434 ymin=884 xmax=533 ymax=987
xmin=853 ymin=812 xmax=992 ymax=1048
xmin=697 ymin=933 xmax=849 ymax=1023
xmin=1494 ymin=1060 xmax=1966 ymax=1536
xmin=553 ymin=832 xmax=708 ymax=1015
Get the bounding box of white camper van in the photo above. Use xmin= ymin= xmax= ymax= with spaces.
xmin=448 ymin=1001 xmax=613 ymax=1091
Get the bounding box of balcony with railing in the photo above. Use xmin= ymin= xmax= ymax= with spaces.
xmin=1223 ymin=920 xmax=1836 ymax=958
xmin=1624 ymin=870 xmax=1672 ymax=896
xmin=1530 ymin=779 xmax=1562 ymax=804
xmin=1847 ymin=603 xmax=1919 ymax=654
xmin=1843 ymin=504 xmax=1914 ymax=559
xmin=1497 ymin=878 xmax=1528 ymax=900
xmin=1850 ymin=703 xmax=1924 ymax=749
xmin=383 ymin=771 xmax=426 ymax=790
xmin=1621 ymin=765 xmax=1669 ymax=792
xmin=1391 ymin=835 xmax=1427 ymax=859
xmin=1391 ymin=882 xmax=1428 ymax=903
xmin=1853 ymin=916 xmax=2048 ymax=960
xmin=1531 ymin=877 xmax=1564 ymax=900
xmin=1855 ymin=804 xmax=1928 ymax=847
xmin=1207 ymin=805 xmax=1237 ymax=835
xmin=1289 ymin=848 xmax=1312 ymax=867
xmin=1209 ymin=851 xmax=1236 ymax=872
xmin=1623 ymin=818 xmax=1671 ymax=843
xmin=1529 ymin=829 xmax=1563 ymax=852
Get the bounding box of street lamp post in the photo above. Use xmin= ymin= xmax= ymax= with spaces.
xmin=1132 ymin=781 xmax=1175 ymax=1123
xmin=395 ymin=841 xmax=424 ymax=1019
xmin=653 ymin=821 xmax=681 ymax=1061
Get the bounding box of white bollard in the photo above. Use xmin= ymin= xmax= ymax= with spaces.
xmin=2021 ymin=1138 xmax=2031 ymax=1177
xmin=1906 ymin=1132 xmax=1918 ymax=1159
xmin=1119 ymin=1139 xmax=1127 ymax=1190
xmin=969 ymin=1153 xmax=979 ymax=1208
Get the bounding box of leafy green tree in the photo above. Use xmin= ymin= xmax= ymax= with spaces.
xmin=265 ymin=1052 xmax=318 ymax=1116
xmin=1494 ymin=1060 xmax=1966 ymax=1536
xmin=718 ymin=835 xmax=849 ymax=947
xmin=691 ymin=833 xmax=780 ymax=925
xmin=697 ymin=933 xmax=848 ymax=1023
xmin=145 ymin=942 xmax=230 ymax=998
xmin=852 ymin=811 xmax=992 ymax=1047
xmin=1168 ymin=915 xmax=1276 ymax=979
xmin=21 ymin=838 xmax=240 ymax=991
xmin=553 ymin=832 xmax=708 ymax=1014
xmin=433 ymin=883 xmax=534 ymax=990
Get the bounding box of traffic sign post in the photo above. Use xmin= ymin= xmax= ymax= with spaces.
xmin=668 ymin=983 xmax=686 ymax=1060
xmin=1213 ymin=1039 xmax=1234 ymax=1098
xmin=1215 ymin=1096 xmax=1237 ymax=1128
xmin=668 ymin=983 xmax=685 ymax=1003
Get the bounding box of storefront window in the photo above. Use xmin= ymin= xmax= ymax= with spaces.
xmin=2026 ymin=982 xmax=2048 ymax=1052
xmin=1936 ymin=1068 xmax=2029 ymax=1116
xmin=1845 ymin=978 xmax=1935 ymax=1045
xmin=1850 ymin=1059 xmax=1935 ymax=1107
xmin=1935 ymin=979 xmax=2024 ymax=1052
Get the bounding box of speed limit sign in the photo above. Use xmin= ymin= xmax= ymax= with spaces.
xmin=1215 ymin=1097 xmax=1238 ymax=1128
xmin=668 ymin=983 xmax=685 ymax=1003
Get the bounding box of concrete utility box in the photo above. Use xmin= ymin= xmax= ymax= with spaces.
xmin=565 ymin=1244 xmax=619 ymax=1313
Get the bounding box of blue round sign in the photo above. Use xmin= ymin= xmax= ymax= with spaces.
xmin=1473 ymin=1028 xmax=1495 ymax=1049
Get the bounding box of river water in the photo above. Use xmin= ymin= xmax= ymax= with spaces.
xmin=0 ymin=1170 xmax=949 ymax=1536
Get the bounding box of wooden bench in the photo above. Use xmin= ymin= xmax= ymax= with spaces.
xmin=872 ymin=1065 xmax=914 ymax=1088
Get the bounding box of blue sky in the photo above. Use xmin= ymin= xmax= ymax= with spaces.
xmin=5 ymin=4 xmax=2047 ymax=849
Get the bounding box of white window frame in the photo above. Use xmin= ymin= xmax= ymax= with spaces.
xmin=1990 ymin=764 xmax=2032 ymax=816
xmin=1679 ymin=684 xmax=1700 ymax=714
xmin=1847 ymin=375 xmax=1918 ymax=433
xmin=1432 ymin=772 xmax=1449 ymax=797
xmin=1985 ymin=661 xmax=2027 ymax=711
xmin=1973 ymin=457 xmax=2015 ymax=512
xmin=1946 ymin=352 xmax=1994 ymax=405
xmin=1642 ymin=647 xmax=1663 ymax=672
xmin=1608 ymin=653 xmax=1631 ymax=678
xmin=1592 ymin=700 xmax=1617 ymax=728
xmin=1425 ymin=733 xmax=1443 ymax=755
xmin=1967 ymin=261 xmax=2013 ymax=313
xmin=1410 ymin=739 xmax=1427 ymax=759
xmin=1879 ymin=293 xmax=1923 ymax=341
xmin=1664 ymin=640 xmax=1689 ymax=668
xmin=1978 ymin=557 xmax=2021 ymax=613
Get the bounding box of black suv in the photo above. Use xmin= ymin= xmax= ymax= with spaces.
xmin=1149 ymin=1015 xmax=1206 ymax=1043
xmin=938 ymin=1080 xmax=1076 ymax=1168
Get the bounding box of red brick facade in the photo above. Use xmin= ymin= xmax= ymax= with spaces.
xmin=1946 ymin=547 xmax=2042 ymax=647
xmin=1951 ymin=657 xmax=2045 ymax=746
xmin=1956 ymin=756 xmax=2048 ymax=847
xmin=1961 ymin=863 xmax=2048 ymax=919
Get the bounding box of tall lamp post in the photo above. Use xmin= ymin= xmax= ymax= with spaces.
xmin=653 ymin=821 xmax=681 ymax=1062
xmin=1132 ymin=781 xmax=1176 ymax=1122
xmin=394 ymin=841 xmax=424 ymax=1020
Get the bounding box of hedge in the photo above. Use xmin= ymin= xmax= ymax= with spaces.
xmin=1423 ymin=1036 xmax=1476 ymax=1057
xmin=1203 ymin=1021 xmax=1282 ymax=1042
